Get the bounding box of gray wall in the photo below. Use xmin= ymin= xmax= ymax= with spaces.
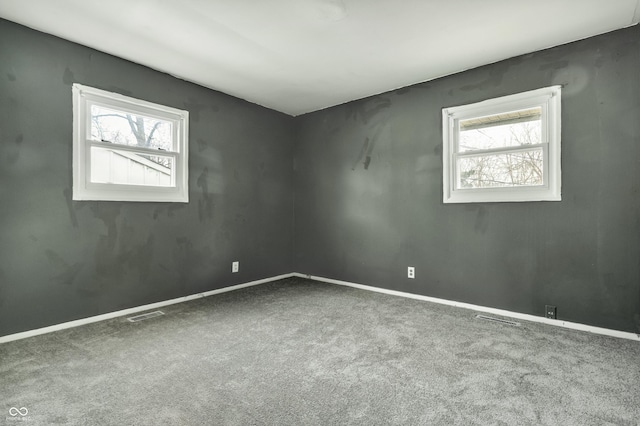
xmin=2 ymin=19 xmax=639 ymax=337
xmin=294 ymin=26 xmax=640 ymax=334
xmin=0 ymin=20 xmax=294 ymax=336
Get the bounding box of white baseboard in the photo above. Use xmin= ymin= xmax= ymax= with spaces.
xmin=293 ymin=273 xmax=640 ymax=342
xmin=0 ymin=273 xmax=295 ymax=344
xmin=3 ymin=272 xmax=638 ymax=344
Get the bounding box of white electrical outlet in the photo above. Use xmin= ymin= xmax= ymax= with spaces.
xmin=408 ymin=266 xmax=415 ymax=279
xmin=232 ymin=261 xmax=239 ymax=273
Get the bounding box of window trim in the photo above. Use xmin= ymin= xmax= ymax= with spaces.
xmin=442 ymin=86 xmax=561 ymax=204
xmin=72 ymin=83 xmax=189 ymax=203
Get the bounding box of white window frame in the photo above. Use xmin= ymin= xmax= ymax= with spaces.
xmin=72 ymin=84 xmax=189 ymax=202
xmin=442 ymin=86 xmax=561 ymax=203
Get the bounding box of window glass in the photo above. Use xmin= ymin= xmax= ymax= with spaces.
xmin=457 ymin=148 xmax=544 ymax=189
xmin=458 ymin=107 xmax=542 ymax=152
xmin=90 ymin=146 xmax=174 ymax=187
xmin=90 ymin=105 xmax=173 ymax=151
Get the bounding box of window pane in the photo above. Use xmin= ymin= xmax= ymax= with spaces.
xmin=459 ymin=107 xmax=541 ymax=152
xmin=90 ymin=146 xmax=173 ymax=187
xmin=90 ymin=105 xmax=173 ymax=151
xmin=457 ymin=148 xmax=544 ymax=189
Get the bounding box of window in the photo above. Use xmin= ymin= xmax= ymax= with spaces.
xmin=72 ymin=84 xmax=189 ymax=202
xmin=442 ymin=86 xmax=561 ymax=203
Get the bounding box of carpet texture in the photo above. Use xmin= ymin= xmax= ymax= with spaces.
xmin=1 ymin=277 xmax=639 ymax=425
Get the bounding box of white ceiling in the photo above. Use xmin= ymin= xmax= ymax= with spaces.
xmin=1 ymin=0 xmax=639 ymax=116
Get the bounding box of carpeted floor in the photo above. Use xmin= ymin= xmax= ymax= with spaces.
xmin=1 ymin=277 xmax=639 ymax=425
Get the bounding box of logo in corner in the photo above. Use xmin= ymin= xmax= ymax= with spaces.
xmin=8 ymin=407 xmax=28 ymax=417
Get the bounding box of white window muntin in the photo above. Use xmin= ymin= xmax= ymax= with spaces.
xmin=442 ymin=86 xmax=561 ymax=203
xmin=73 ymin=84 xmax=189 ymax=202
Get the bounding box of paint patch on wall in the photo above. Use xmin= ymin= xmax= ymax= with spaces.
xmin=197 ymin=167 xmax=214 ymax=221
xmin=152 ymin=204 xmax=186 ymax=220
xmin=5 ymin=145 xmax=20 ymax=165
xmin=184 ymin=99 xmax=206 ymax=122
xmin=173 ymin=237 xmax=214 ymax=289
xmin=107 ymin=86 xmax=132 ymax=97
xmin=551 ymin=65 xmax=590 ymax=96
xmin=62 ymin=67 xmax=75 ymax=86
xmin=459 ymin=60 xmax=520 ymax=92
xmin=63 ymin=188 xmax=79 ymax=228
xmin=345 ymin=96 xmax=390 ymax=124
xmin=348 ymin=97 xmax=391 ymax=171
xmin=539 ymin=60 xmax=569 ymax=71
xmin=197 ymin=138 xmax=210 ymax=152
xmin=0 ymin=268 xmax=5 ymax=307
xmin=472 ymin=206 xmax=488 ymax=234
xmin=92 ymin=203 xmax=122 ymax=279
xmin=45 ymin=249 xmax=84 ymax=286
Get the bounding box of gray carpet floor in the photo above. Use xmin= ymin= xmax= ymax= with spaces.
xmin=1 ymin=277 xmax=639 ymax=425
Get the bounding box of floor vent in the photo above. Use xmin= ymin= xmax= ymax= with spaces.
xmin=475 ymin=314 xmax=520 ymax=327
xmin=127 ymin=311 xmax=165 ymax=323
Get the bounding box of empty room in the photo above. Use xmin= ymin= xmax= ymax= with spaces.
xmin=1 ymin=1 xmax=639 ymax=424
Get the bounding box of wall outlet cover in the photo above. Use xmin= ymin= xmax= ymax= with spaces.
xmin=545 ymin=305 xmax=557 ymax=319
xmin=408 ymin=267 xmax=415 ymax=279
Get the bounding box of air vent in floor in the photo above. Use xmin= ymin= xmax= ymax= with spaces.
xmin=475 ymin=314 xmax=520 ymax=327
xmin=127 ymin=310 xmax=165 ymax=323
